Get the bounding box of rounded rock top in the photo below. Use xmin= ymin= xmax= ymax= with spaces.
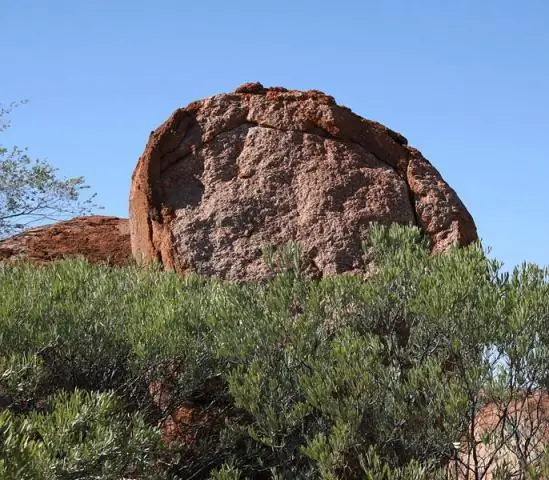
xmin=129 ymin=83 xmax=477 ymax=281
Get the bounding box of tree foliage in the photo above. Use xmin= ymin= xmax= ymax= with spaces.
xmin=0 ymin=102 xmax=98 ymax=238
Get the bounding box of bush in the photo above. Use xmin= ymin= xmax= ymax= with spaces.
xmin=1 ymin=224 xmax=548 ymax=478
xmin=0 ymin=389 xmax=167 ymax=479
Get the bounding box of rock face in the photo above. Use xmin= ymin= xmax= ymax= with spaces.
xmin=130 ymin=82 xmax=477 ymax=281
xmin=0 ymin=216 xmax=131 ymax=266
xmin=455 ymin=392 xmax=549 ymax=479
xmin=149 ymin=373 xmax=232 ymax=446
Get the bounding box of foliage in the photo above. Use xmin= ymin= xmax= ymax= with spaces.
xmin=0 ymin=389 xmax=167 ymax=479
xmin=0 ymin=224 xmax=549 ymax=478
xmin=0 ymin=102 xmax=98 ymax=238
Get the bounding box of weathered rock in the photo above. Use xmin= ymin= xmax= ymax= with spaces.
xmin=0 ymin=216 xmax=131 ymax=266
xmin=148 ymin=373 xmax=232 ymax=446
xmin=454 ymin=392 xmax=549 ymax=478
xmin=130 ymin=82 xmax=477 ymax=281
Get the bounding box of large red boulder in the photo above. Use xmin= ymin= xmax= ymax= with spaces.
xmin=130 ymin=82 xmax=477 ymax=281
xmin=0 ymin=216 xmax=131 ymax=266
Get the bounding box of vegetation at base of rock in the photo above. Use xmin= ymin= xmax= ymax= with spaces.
xmin=1 ymin=224 xmax=549 ymax=479
xmin=0 ymin=390 xmax=168 ymax=479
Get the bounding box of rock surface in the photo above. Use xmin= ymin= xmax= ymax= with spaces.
xmin=456 ymin=392 xmax=549 ymax=478
xmin=130 ymin=82 xmax=477 ymax=281
xmin=149 ymin=373 xmax=232 ymax=446
xmin=0 ymin=216 xmax=131 ymax=266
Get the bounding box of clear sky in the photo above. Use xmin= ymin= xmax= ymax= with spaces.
xmin=2 ymin=1 xmax=548 ymax=270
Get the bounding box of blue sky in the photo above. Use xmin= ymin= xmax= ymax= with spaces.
xmin=2 ymin=1 xmax=548 ymax=270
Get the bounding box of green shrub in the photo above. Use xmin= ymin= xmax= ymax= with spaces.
xmin=0 ymin=224 xmax=548 ymax=478
xmin=0 ymin=389 xmax=167 ymax=479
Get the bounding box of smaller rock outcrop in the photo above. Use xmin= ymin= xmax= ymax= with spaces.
xmin=0 ymin=216 xmax=131 ymax=266
xmin=148 ymin=374 xmax=230 ymax=446
xmin=455 ymin=392 xmax=549 ymax=478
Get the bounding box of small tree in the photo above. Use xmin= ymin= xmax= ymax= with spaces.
xmin=0 ymin=102 xmax=99 ymax=238
xmin=454 ymin=262 xmax=549 ymax=479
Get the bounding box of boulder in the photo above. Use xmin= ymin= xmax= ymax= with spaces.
xmin=148 ymin=373 xmax=232 ymax=446
xmin=130 ymin=82 xmax=477 ymax=281
xmin=454 ymin=391 xmax=549 ymax=478
xmin=0 ymin=216 xmax=131 ymax=266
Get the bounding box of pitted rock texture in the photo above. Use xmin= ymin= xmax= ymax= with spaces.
xmin=0 ymin=216 xmax=131 ymax=266
xmin=130 ymin=82 xmax=477 ymax=281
